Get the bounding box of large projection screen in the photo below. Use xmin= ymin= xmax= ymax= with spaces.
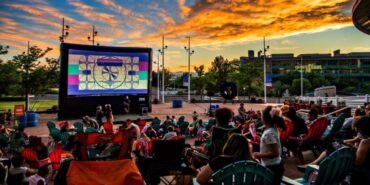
xmin=59 ymin=43 xmax=152 ymax=119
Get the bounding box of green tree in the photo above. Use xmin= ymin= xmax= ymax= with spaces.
xmin=209 ymin=56 xmax=236 ymax=86
xmin=194 ymin=65 xmax=205 ymax=77
xmin=11 ymin=45 xmax=52 ymax=110
xmin=291 ymin=78 xmax=311 ymax=95
xmin=0 ymin=62 xmax=21 ymax=96
xmin=228 ymin=61 xmax=263 ymax=100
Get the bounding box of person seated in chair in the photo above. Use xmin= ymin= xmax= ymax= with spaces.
xmin=8 ymin=155 xmax=37 ymax=185
xmin=162 ymin=126 xmax=177 ymax=140
xmin=351 ymin=116 xmax=370 ymax=185
xmin=196 ymin=134 xmax=254 ymax=185
xmin=28 ymin=166 xmax=49 ymax=185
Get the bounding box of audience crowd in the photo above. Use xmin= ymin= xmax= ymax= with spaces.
xmin=0 ymin=102 xmax=368 ymax=185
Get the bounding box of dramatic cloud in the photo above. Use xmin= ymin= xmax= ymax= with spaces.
xmin=136 ymin=0 xmax=353 ymax=47
xmin=0 ymin=0 xmax=363 ymax=70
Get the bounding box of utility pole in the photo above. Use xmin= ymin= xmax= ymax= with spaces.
xmin=158 ymin=35 xmax=168 ymax=103
xmin=184 ymin=36 xmax=195 ymax=103
xmin=262 ymin=37 xmax=269 ymax=104
xmin=88 ymin=25 xmax=98 ymax=45
xmin=154 ymin=53 xmax=160 ymax=100
xmin=301 ymin=56 xmax=304 ymax=97
xmin=25 ymin=41 xmax=30 ymax=112
xmin=59 ymin=17 xmax=70 ymax=43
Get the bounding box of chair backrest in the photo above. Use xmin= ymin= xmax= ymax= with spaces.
xmin=47 ymin=121 xmax=56 ymax=129
xmin=211 ymin=126 xmax=241 ymax=158
xmin=329 ymin=113 xmax=346 ymax=135
xmin=21 ymin=147 xmax=39 ymax=169
xmin=311 ymin=147 xmax=355 ymax=185
xmin=49 ymin=148 xmax=63 ymax=171
xmin=151 ymin=137 xmax=185 ymax=161
xmin=60 ymin=132 xmax=71 ymax=145
xmin=0 ymin=133 xmax=9 ymax=147
xmin=50 ymin=128 xmax=61 ymax=141
xmin=307 ymin=117 xmax=328 ymax=140
xmin=75 ymin=129 xmax=134 ymax=161
xmin=7 ymin=170 xmax=24 ymax=185
xmin=102 ymin=122 xmax=114 ymax=134
xmin=85 ymin=127 xmax=98 ymax=133
xmin=279 ymin=118 xmax=294 ymax=143
xmin=212 ymin=160 xmax=273 ymax=185
xmin=73 ymin=122 xmax=84 ymax=133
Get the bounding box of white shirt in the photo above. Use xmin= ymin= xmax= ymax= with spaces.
xmin=29 ymin=174 xmax=46 ymax=185
xmin=162 ymin=131 xmax=177 ymax=140
xmin=260 ymin=127 xmax=282 ymax=166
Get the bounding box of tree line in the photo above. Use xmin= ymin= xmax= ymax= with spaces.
xmin=0 ymin=44 xmax=59 ymax=97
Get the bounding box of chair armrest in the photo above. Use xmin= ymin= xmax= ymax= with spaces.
xmin=282 ymin=176 xmax=302 ymax=185
xmin=303 ymin=164 xmax=320 ymax=180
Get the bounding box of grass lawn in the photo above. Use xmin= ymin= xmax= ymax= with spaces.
xmin=0 ymin=100 xmax=58 ymax=111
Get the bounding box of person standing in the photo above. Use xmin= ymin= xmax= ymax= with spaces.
xmin=105 ymin=104 xmax=114 ymax=123
xmin=95 ymin=106 xmax=104 ymax=127
xmin=122 ymin=96 xmax=130 ymax=114
xmin=5 ymin=109 xmax=12 ymax=125
xmin=253 ymin=106 xmax=285 ymax=185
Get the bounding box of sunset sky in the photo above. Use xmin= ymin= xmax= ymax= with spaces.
xmin=0 ymin=0 xmax=369 ymax=72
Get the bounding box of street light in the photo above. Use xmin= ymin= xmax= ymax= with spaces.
xmin=184 ymin=36 xmax=195 ymax=103
xmin=258 ymin=37 xmax=269 ymax=104
xmin=300 ymin=56 xmax=304 ymax=98
xmin=0 ymin=45 xmax=9 ymax=54
xmin=153 ymin=55 xmax=160 ymax=101
xmin=87 ymin=25 xmax=99 ymax=46
xmin=158 ymin=35 xmax=168 ymax=104
xmin=59 ymin=17 xmax=70 ymax=43
xmin=243 ymin=87 xmax=246 ymax=101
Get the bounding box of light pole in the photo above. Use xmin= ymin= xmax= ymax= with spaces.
xmin=158 ymin=35 xmax=168 ymax=104
xmin=184 ymin=36 xmax=195 ymax=103
xmin=59 ymin=17 xmax=70 ymax=43
xmin=153 ymin=53 xmax=160 ymax=100
xmin=87 ymin=25 xmax=98 ymax=46
xmin=300 ymin=56 xmax=304 ymax=98
xmin=259 ymin=37 xmax=269 ymax=103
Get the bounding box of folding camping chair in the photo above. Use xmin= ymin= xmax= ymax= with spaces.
xmin=139 ymin=137 xmax=195 ymax=185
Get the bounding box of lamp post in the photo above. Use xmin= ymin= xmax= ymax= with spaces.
xmin=153 ymin=53 xmax=160 ymax=100
xmin=59 ymin=17 xmax=70 ymax=43
xmin=259 ymin=37 xmax=269 ymax=103
xmin=87 ymin=25 xmax=98 ymax=46
xmin=158 ymin=35 xmax=168 ymax=104
xmin=184 ymin=36 xmax=195 ymax=103
xmin=0 ymin=45 xmax=9 ymax=54
xmin=300 ymin=56 xmax=304 ymax=98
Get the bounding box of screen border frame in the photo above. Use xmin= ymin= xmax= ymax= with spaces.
xmin=60 ymin=43 xmax=152 ymax=97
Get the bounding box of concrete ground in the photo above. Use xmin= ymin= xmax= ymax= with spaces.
xmin=21 ymin=102 xmax=313 ymax=183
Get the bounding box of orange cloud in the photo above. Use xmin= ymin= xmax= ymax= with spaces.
xmin=132 ymin=0 xmax=353 ymax=47
xmin=68 ymin=0 xmax=119 ymax=27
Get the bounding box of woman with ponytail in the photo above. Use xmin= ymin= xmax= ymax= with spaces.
xmin=253 ymin=106 xmax=284 ymax=185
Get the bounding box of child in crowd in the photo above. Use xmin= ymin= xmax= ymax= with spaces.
xmin=253 ymin=106 xmax=285 ymax=185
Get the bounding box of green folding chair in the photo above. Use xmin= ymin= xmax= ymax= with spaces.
xmin=283 ymin=147 xmax=355 ymax=185
xmin=73 ymin=122 xmax=84 ymax=134
xmin=194 ymin=160 xmax=273 ymax=185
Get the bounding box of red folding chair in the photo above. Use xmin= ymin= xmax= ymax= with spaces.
xmin=21 ymin=147 xmax=49 ymax=169
xmin=49 ymin=145 xmax=63 ymax=179
xmin=279 ymin=118 xmax=294 ymax=144
xmin=288 ymin=117 xmax=328 ymax=164
xmin=102 ymin=122 xmax=114 ymax=134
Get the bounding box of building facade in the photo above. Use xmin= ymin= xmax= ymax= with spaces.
xmin=241 ymin=51 xmax=370 ymax=83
